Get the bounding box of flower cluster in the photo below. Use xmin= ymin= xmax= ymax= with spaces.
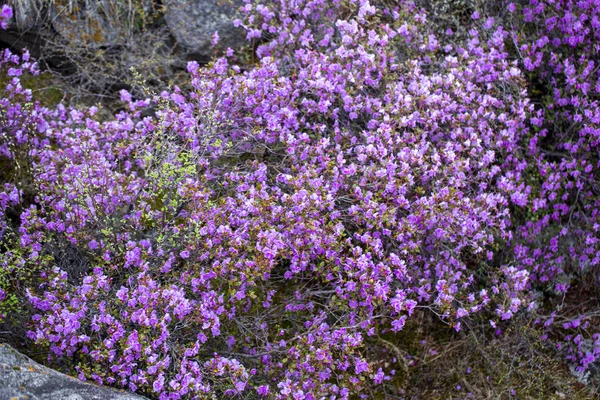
xmin=0 ymin=5 xmax=11 ymax=30
xmin=0 ymin=0 xmax=599 ymax=398
xmin=501 ymin=0 xmax=600 ymax=372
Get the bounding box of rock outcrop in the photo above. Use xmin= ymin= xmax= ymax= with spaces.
xmin=0 ymin=343 xmax=148 ymax=400
xmin=163 ymin=0 xmax=246 ymax=56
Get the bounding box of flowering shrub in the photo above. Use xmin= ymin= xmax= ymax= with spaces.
xmin=503 ymin=0 xmax=600 ymax=374
xmin=0 ymin=0 xmax=599 ymax=398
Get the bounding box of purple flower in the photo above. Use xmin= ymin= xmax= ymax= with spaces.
xmin=0 ymin=5 xmax=12 ymax=30
xmin=354 ymin=358 xmax=369 ymax=374
xmin=211 ymin=31 xmax=220 ymax=47
xmin=257 ymin=385 xmax=270 ymax=396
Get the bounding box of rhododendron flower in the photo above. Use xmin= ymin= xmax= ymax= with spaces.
xmin=0 ymin=5 xmax=12 ymax=30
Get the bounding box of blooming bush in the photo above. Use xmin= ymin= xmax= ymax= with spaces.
xmin=502 ymin=0 xmax=600 ymax=374
xmin=0 ymin=0 xmax=599 ymax=398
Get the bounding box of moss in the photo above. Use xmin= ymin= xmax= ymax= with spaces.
xmin=0 ymin=71 xmax=65 ymax=107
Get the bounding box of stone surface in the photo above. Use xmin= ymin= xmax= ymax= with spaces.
xmin=164 ymin=0 xmax=246 ymax=56
xmin=49 ymin=1 xmax=129 ymax=48
xmin=10 ymin=0 xmax=43 ymax=31
xmin=0 ymin=343 xmax=148 ymax=400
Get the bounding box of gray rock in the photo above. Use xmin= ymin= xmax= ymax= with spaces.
xmin=164 ymin=0 xmax=247 ymax=56
xmin=10 ymin=0 xmax=43 ymax=31
xmin=588 ymin=361 xmax=600 ymax=391
xmin=49 ymin=1 xmax=128 ymax=48
xmin=0 ymin=343 xmax=148 ymax=400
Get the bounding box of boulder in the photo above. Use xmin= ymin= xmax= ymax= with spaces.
xmin=164 ymin=0 xmax=246 ymax=56
xmin=10 ymin=0 xmax=43 ymax=31
xmin=0 ymin=343 xmax=148 ymax=400
xmin=49 ymin=1 xmax=130 ymax=48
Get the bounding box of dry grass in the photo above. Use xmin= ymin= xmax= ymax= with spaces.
xmin=367 ymin=311 xmax=595 ymax=399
